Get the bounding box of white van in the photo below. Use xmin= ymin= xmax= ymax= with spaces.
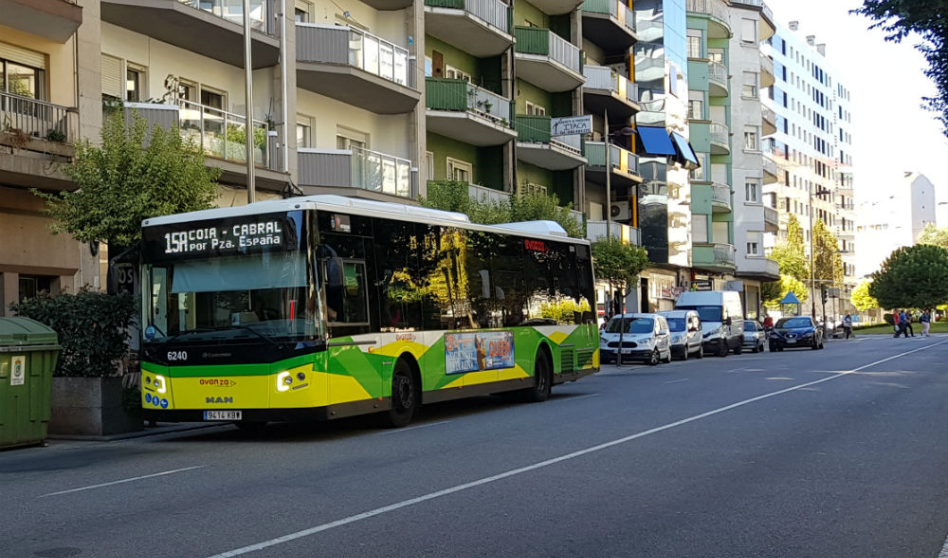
xmin=657 ymin=310 xmax=704 ymax=360
xmin=600 ymin=313 xmax=672 ymax=366
xmin=674 ymin=291 xmax=744 ymax=357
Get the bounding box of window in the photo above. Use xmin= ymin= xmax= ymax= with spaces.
xmin=336 ymin=127 xmax=368 ymax=150
xmin=742 ymin=72 xmax=758 ymax=98
xmin=746 ymin=241 xmax=759 ymax=256
xmin=126 ymin=65 xmax=145 ymax=102
xmin=687 ymin=35 xmax=702 ymax=58
xmin=745 ymin=180 xmax=760 ymax=203
xmin=741 ymin=18 xmax=757 ymax=44
xmin=708 ymin=49 xmax=724 ymax=64
xmin=1 ymin=45 xmax=48 ymax=100
xmin=201 ymin=88 xmax=225 ymax=109
xmin=445 ymin=65 xmax=472 ymax=82
xmin=688 ymin=99 xmax=703 ymax=120
xmin=525 ymin=101 xmax=546 ymax=116
xmin=425 ymin=151 xmax=434 ymax=181
xmin=296 ymin=115 xmax=313 ymax=148
xmin=424 ymin=56 xmax=432 ymax=77
xmin=692 ymin=214 xmax=708 ymax=244
xmin=324 ymin=260 xmax=369 ymax=325
xmin=743 ymin=127 xmax=758 ymax=151
xmin=295 ymin=0 xmax=311 ymax=21
xmin=447 ymin=157 xmax=473 ymax=182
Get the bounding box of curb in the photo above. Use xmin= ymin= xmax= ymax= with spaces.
xmin=48 ymin=422 xmax=222 ymax=442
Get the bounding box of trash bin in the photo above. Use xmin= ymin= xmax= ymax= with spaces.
xmin=0 ymin=317 xmax=61 ymax=449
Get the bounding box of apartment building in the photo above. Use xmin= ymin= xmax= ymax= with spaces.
xmin=0 ymin=0 xmax=100 ymax=313
xmin=762 ymin=21 xmax=858 ymax=312
xmin=685 ymin=0 xmax=777 ymax=318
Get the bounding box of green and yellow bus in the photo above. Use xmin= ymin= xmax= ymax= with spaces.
xmin=139 ymin=195 xmax=598 ymax=428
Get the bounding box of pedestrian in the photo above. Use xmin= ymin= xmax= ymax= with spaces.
xmin=903 ymin=310 xmax=915 ymax=337
xmin=843 ymin=314 xmax=854 ymax=339
xmin=893 ymin=310 xmax=901 ymax=337
xmin=920 ymin=310 xmax=932 ymax=337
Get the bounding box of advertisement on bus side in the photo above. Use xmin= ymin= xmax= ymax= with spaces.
xmin=444 ymin=331 xmax=515 ymax=374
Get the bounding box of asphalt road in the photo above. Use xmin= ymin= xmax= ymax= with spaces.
xmin=3 ymin=335 xmax=948 ymax=558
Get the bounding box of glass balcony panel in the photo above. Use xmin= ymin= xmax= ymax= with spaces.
xmin=364 ymin=36 xmax=380 ymax=76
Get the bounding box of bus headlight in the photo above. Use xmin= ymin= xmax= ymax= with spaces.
xmin=276 ymin=371 xmax=292 ymax=392
xmin=153 ymin=375 xmax=167 ymax=394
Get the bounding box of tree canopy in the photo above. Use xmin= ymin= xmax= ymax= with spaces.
xmin=591 ymin=237 xmax=649 ymax=297
xmin=812 ymin=219 xmax=843 ymax=290
xmin=853 ymin=1 xmax=948 ymax=135
xmin=918 ymin=222 xmax=948 ymax=250
xmin=762 ymin=274 xmax=809 ymax=310
xmin=770 ymin=214 xmax=808 ymax=282
xmin=851 ymin=280 xmax=879 ymax=312
xmin=869 ymin=244 xmax=948 ymax=309
xmin=36 ymin=110 xmax=221 ymax=247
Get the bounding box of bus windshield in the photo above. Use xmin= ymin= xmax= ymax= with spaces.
xmin=142 ymin=253 xmax=319 ymax=343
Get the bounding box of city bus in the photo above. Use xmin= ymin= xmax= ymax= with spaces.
xmin=139 ymin=195 xmax=599 ymax=428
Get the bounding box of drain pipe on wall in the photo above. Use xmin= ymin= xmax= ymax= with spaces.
xmin=281 ymin=0 xmax=289 ymax=175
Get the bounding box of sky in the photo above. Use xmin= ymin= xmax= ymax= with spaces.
xmin=765 ymin=0 xmax=948 ymax=219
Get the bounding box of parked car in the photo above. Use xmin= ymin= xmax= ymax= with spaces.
xmin=658 ymin=310 xmax=704 ymax=360
xmin=769 ymin=316 xmax=824 ymax=351
xmin=675 ymin=291 xmax=745 ymax=357
xmin=600 ymin=313 xmax=672 ymax=366
xmin=742 ymin=321 xmax=767 ymax=353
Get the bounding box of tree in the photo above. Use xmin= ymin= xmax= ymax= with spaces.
xmin=591 ymin=237 xmax=649 ymax=365
xmin=918 ymin=222 xmax=948 ymax=250
xmin=853 ymin=1 xmax=948 ymax=135
xmin=762 ymin=274 xmax=809 ymax=310
xmin=812 ymin=219 xmax=843 ymax=318
xmin=869 ymin=244 xmax=948 ymax=310
xmin=509 ymin=190 xmax=584 ymax=239
xmin=36 ymin=110 xmax=222 ymax=247
xmin=851 ymin=280 xmax=879 ymax=312
xmin=770 ymin=214 xmax=808 ymax=282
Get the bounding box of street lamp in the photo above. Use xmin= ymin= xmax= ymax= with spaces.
xmin=809 ymin=185 xmax=832 ymax=319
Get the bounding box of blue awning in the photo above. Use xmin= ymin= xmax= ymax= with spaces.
xmin=780 ymin=292 xmax=801 ymax=304
xmin=671 ymin=132 xmax=699 ymax=165
xmin=637 ymin=126 xmax=677 ymax=156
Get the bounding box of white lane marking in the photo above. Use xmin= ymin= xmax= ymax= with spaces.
xmin=38 ymin=466 xmax=206 ymax=498
xmin=205 ymin=340 xmax=948 ymax=558
xmin=560 ymin=393 xmax=600 ymax=402
xmin=663 ymin=379 xmax=689 ymax=384
xmin=377 ymin=421 xmax=452 ymax=435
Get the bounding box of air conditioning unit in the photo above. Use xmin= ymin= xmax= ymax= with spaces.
xmin=517 ymin=183 xmax=548 ymax=196
xmin=611 ymin=201 xmax=631 ymax=221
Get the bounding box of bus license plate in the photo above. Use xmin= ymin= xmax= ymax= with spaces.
xmin=204 ymin=410 xmax=242 ymax=421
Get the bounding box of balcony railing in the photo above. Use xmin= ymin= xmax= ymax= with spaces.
xmin=300 ymin=147 xmax=412 ymax=198
xmin=514 ymin=27 xmax=582 ymax=74
xmin=686 ymin=0 xmax=729 ymax=27
xmin=516 ymin=115 xmax=582 ymax=154
xmin=709 ymin=122 xmax=729 ymax=149
xmin=581 ymin=0 xmax=636 ymax=33
xmin=711 ymin=183 xmax=731 ymax=208
xmin=708 ymin=61 xmax=728 ymax=91
xmin=177 ymin=100 xmax=270 ymax=167
xmin=760 ymin=53 xmax=774 ymax=77
xmin=468 ymin=182 xmax=511 ymax=205
xmin=177 ymin=0 xmax=274 ymax=35
xmin=426 ymin=78 xmax=512 ymax=125
xmin=0 ymin=92 xmax=77 ymax=143
xmin=763 ymin=206 xmax=779 ymax=226
xmin=584 ymin=141 xmax=639 ymax=175
xmin=713 ymin=243 xmax=736 ymax=265
xmin=587 ymin=221 xmax=640 ymax=245
xmin=762 ymin=105 xmax=776 ymax=126
xmin=297 ymin=24 xmax=413 ymax=88
xmin=583 ymin=65 xmax=638 ymax=105
xmin=426 ymin=0 xmax=511 ymax=33
xmin=762 ymin=154 xmax=778 ymax=177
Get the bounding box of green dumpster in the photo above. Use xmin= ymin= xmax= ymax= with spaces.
xmin=0 ymin=317 xmax=61 ymax=449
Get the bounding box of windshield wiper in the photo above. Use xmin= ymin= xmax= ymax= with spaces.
xmin=163 ymin=325 xmax=282 ymax=348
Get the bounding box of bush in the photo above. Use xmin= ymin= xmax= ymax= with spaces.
xmin=883 ymin=313 xmax=894 ymax=326
xmin=11 ymin=291 xmax=138 ymax=378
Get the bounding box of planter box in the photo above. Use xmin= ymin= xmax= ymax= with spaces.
xmin=49 ymin=377 xmax=142 ymax=437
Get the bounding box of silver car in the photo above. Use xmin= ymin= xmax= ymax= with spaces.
xmin=658 ymin=310 xmax=704 ymax=360
xmin=742 ymin=321 xmax=767 ymax=353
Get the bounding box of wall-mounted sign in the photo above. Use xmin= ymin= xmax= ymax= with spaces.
xmin=551 ymin=115 xmax=592 ymax=137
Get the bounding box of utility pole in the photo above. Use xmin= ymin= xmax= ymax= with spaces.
xmin=243 ymin=0 xmax=256 ymax=204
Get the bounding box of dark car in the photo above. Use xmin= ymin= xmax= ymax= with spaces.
xmin=769 ymin=316 xmax=824 ymax=351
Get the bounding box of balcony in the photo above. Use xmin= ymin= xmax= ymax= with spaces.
xmin=583 ymin=66 xmax=640 ymax=120
xmin=693 ymin=242 xmax=736 ymax=272
xmin=298 ymin=147 xmax=413 ymax=199
xmin=709 ymin=122 xmax=730 ymax=155
xmin=710 ymin=183 xmax=731 ymax=213
xmin=738 ymin=256 xmax=779 ymax=280
xmin=729 ymin=0 xmax=775 ymax=40
xmin=101 ymin=0 xmax=280 ymax=68
xmin=0 ymin=0 xmax=82 ymax=42
xmin=686 ymin=0 xmax=730 ymax=39
xmin=515 ymin=115 xmax=586 ymax=170
xmin=581 ymin=0 xmax=638 ymax=52
xmin=586 ymin=221 xmax=640 ymax=245
xmin=0 ymin=92 xmax=77 ymax=191
xmin=760 ymin=53 xmax=775 ymax=88
xmin=126 ymin=100 xmax=288 ymax=192
xmin=761 ymin=105 xmax=776 ymax=136
xmin=514 ymin=27 xmax=585 ymax=93
xmin=468 ymin=183 xmax=511 ymax=205
xmin=763 ymin=205 xmax=779 ymax=232
xmin=584 ymin=141 xmax=641 ymax=189
xmin=762 ymin=151 xmax=778 ymax=184
xmin=296 ymin=24 xmax=419 ymax=115
xmin=708 ymin=61 xmax=728 ymax=97
xmin=528 ymin=0 xmax=584 ymax=16
xmin=424 ymin=0 xmax=513 ymax=58
xmin=426 ymin=78 xmax=517 ymax=146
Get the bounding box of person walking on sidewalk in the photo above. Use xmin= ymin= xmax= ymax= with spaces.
xmin=921 ymin=310 xmax=932 ymax=337
xmin=903 ymin=311 xmax=915 ymax=337
xmin=843 ymin=314 xmax=854 ymax=339
xmin=893 ymin=310 xmax=902 ymax=337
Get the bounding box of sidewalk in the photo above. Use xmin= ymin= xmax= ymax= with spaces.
xmin=48 ymin=421 xmax=222 ymax=443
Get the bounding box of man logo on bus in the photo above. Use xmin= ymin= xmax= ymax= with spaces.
xmin=206 ymin=396 xmax=234 ymax=404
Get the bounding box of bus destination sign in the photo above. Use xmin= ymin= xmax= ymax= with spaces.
xmin=164 ymin=220 xmax=284 ymax=255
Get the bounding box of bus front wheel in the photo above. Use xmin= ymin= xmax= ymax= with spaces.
xmin=384 ymin=359 xmax=419 ymax=428
xmin=523 ymin=349 xmax=552 ymax=403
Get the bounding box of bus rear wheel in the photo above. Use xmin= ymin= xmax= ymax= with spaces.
xmin=383 ymin=359 xmax=418 ymax=428
xmin=523 ymin=349 xmax=552 ymax=403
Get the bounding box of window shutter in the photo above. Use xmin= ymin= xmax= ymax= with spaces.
xmin=101 ymin=54 xmax=123 ymax=98
xmin=0 ymin=42 xmax=46 ymax=70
